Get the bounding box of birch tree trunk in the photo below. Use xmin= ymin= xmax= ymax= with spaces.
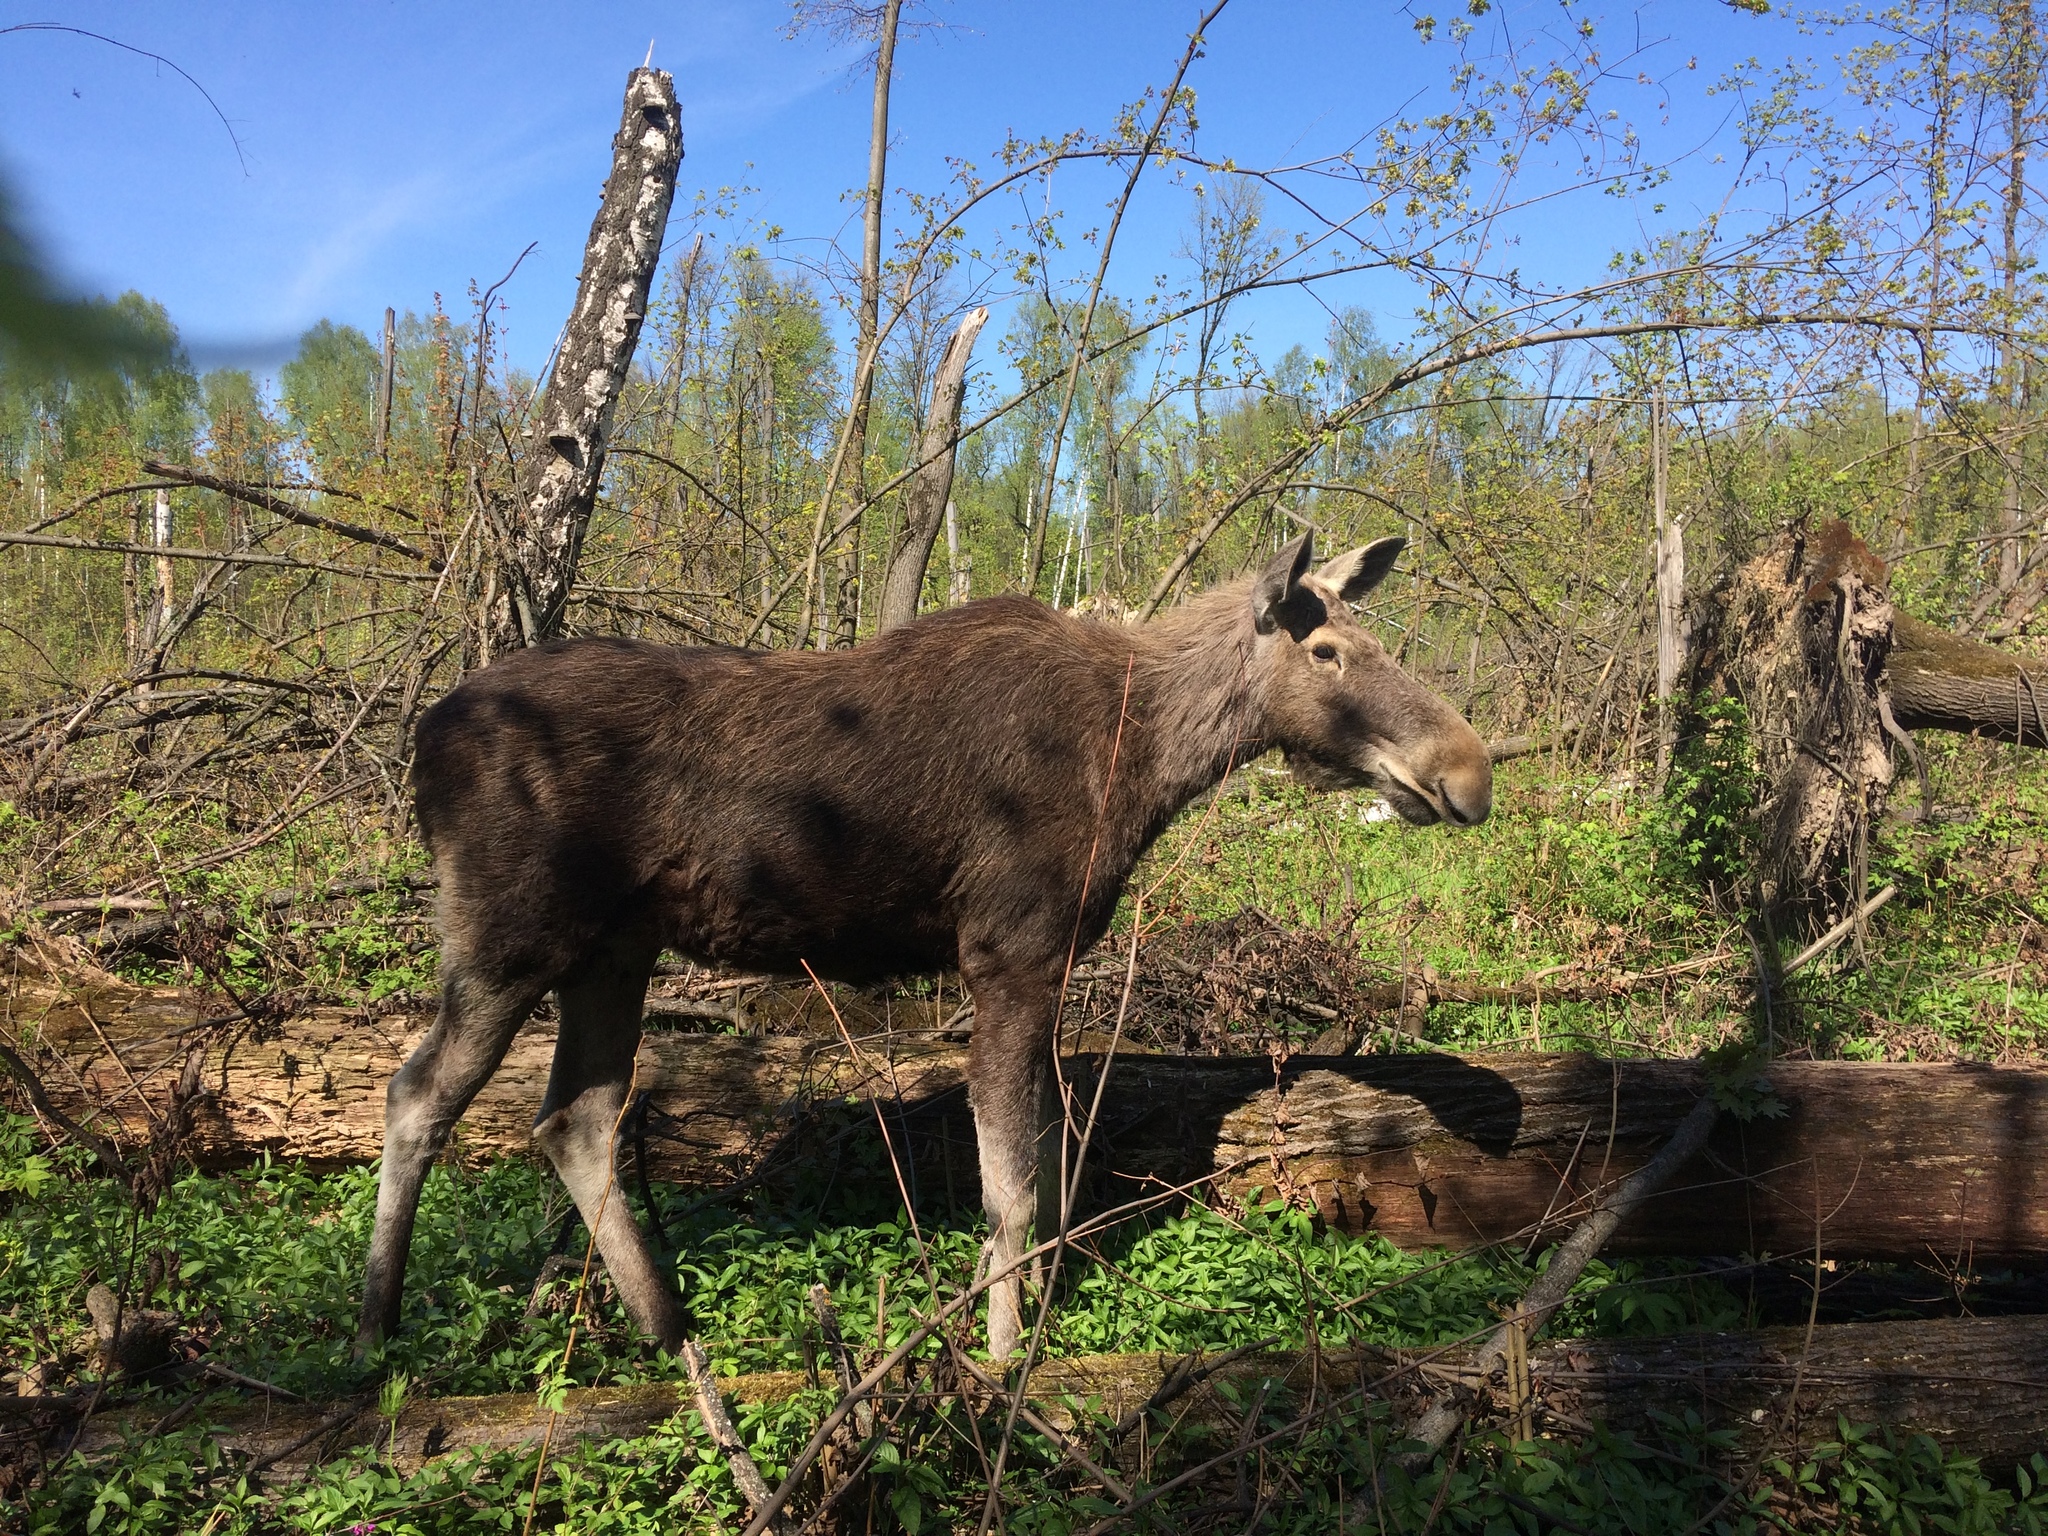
xmin=477 ymin=68 xmax=683 ymax=664
xmin=1652 ymin=391 xmax=1686 ymax=784
xmin=945 ymin=497 xmax=966 ymax=604
xmin=876 ymin=305 xmax=988 ymax=630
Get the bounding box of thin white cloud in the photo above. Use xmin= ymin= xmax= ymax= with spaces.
xmin=275 ymin=164 xmax=458 ymax=321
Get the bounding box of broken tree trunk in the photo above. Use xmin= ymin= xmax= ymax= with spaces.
xmin=1707 ymin=521 xmax=1896 ymax=931
xmin=1698 ymin=520 xmax=2048 ymax=929
xmin=479 ymin=68 xmax=683 ymax=661
xmin=875 ymin=306 xmax=990 ymax=631
xmin=12 ymin=951 xmax=2047 ymax=1264
xmin=71 ymin=1316 xmax=2048 ymax=1475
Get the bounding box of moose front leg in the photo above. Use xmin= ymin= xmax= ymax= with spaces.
xmin=963 ymin=963 xmax=1061 ymax=1359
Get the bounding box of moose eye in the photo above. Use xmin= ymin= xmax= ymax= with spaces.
xmin=1311 ymin=642 xmax=1338 ymax=662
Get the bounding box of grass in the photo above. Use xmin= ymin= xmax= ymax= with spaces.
xmin=11 ymin=715 xmax=2048 ymax=1065
xmin=1126 ymin=734 xmax=2048 ymax=1063
xmin=1 ymin=1127 xmax=1751 ymax=1406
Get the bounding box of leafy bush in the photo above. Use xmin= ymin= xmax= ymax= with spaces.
xmin=1652 ymin=694 xmax=1758 ymax=897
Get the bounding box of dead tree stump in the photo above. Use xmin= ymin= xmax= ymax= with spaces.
xmin=1710 ymin=522 xmax=1895 ymax=931
xmin=1696 ymin=520 xmax=2048 ymax=931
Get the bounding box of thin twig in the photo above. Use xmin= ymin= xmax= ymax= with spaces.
xmin=685 ymin=1340 xmax=790 ymax=1533
xmin=0 ymin=1036 xmax=128 ymax=1178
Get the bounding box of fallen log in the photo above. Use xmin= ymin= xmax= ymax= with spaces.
xmin=9 ymin=950 xmax=2046 ymax=1264
xmin=69 ymin=1316 xmax=2048 ymax=1475
xmin=1890 ymin=611 xmax=2048 ymax=747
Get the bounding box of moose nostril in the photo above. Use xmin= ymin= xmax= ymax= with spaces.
xmin=1438 ymin=774 xmax=1492 ymax=827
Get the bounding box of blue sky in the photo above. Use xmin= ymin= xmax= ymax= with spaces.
xmin=0 ymin=2 xmax=1811 ymax=381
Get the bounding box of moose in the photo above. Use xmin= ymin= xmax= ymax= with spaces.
xmin=355 ymin=531 xmax=1492 ymax=1361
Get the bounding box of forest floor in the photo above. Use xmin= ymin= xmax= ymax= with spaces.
xmin=5 ymin=736 xmax=2048 ymax=1533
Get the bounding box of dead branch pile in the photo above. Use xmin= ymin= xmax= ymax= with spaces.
xmin=1072 ymin=908 xmax=1726 ymax=1055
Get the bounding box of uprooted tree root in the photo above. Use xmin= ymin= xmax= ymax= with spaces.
xmin=1691 ymin=521 xmax=1895 ymax=936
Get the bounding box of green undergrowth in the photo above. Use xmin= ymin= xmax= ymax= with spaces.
xmin=3 ymin=790 xmax=437 ymax=1002
xmin=28 ymin=1404 xmax=2048 ymax=1536
xmin=12 ymin=721 xmax=2048 ymax=1064
xmin=12 ymin=735 xmax=2048 ymax=1528
xmin=9 ymin=1134 xmax=2047 ymax=1534
xmin=1 ymin=1126 xmax=1743 ymax=1404
xmin=1129 ymin=736 xmax=2048 ymax=1062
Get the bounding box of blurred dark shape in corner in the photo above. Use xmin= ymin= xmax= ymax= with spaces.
xmin=0 ymin=175 xmax=170 ymax=377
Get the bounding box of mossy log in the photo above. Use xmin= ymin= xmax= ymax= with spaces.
xmin=1889 ymin=611 xmax=2048 ymax=746
xmin=70 ymin=1315 xmax=2048 ymax=1475
xmin=9 ymin=951 xmax=2047 ymax=1264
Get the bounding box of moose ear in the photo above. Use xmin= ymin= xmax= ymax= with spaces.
xmin=1251 ymin=533 xmax=1317 ymax=635
xmin=1316 ymin=536 xmax=1406 ymax=601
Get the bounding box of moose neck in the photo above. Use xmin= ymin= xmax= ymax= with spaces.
xmin=1121 ymin=579 xmax=1276 ymax=825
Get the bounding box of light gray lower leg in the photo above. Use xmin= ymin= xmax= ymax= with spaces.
xmin=972 ymin=1055 xmax=1053 ymax=1360
xmin=533 ymin=939 xmax=685 ymax=1351
xmin=357 ymin=971 xmax=536 ymax=1355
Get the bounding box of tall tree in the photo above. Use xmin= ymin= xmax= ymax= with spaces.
xmin=791 ymin=0 xmax=904 ymax=650
xmin=280 ymin=320 xmax=379 ymax=478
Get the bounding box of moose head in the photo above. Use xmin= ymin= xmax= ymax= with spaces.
xmin=1250 ymin=532 xmax=1493 ymax=827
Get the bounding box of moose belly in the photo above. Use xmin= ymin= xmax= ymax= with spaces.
xmin=649 ymin=843 xmax=957 ymax=985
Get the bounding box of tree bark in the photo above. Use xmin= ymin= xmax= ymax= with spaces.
xmin=1652 ymin=391 xmax=1686 ymax=784
xmin=1889 ymin=610 xmax=2048 ymax=745
xmin=876 ymin=306 xmax=988 ymax=631
xmin=14 ymin=952 xmax=2047 ymax=1264
xmin=478 ymin=69 xmax=683 ymax=662
xmin=74 ymin=1316 xmax=2048 ymax=1475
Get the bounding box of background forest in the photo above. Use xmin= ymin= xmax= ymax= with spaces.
xmin=8 ymin=2 xmax=2048 ymax=1533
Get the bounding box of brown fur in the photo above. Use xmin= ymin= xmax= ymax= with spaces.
xmin=355 ymin=533 xmax=1491 ymax=1359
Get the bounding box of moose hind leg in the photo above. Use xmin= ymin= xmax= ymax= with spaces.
xmin=357 ymin=966 xmax=539 ymax=1356
xmin=533 ymin=936 xmax=686 ymax=1351
xmin=967 ymin=974 xmax=1057 ymax=1359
